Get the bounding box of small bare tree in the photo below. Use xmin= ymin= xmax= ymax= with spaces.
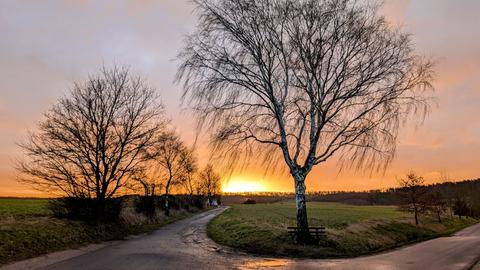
xmin=181 ymin=148 xmax=199 ymax=197
xmin=133 ymin=167 xmax=164 ymax=198
xmin=399 ymin=172 xmax=425 ymax=225
xmin=177 ymin=0 xmax=433 ymax=242
xmin=198 ymin=164 xmax=221 ymax=206
xmin=139 ymin=131 xmax=194 ymax=215
xmin=18 ymin=66 xmax=164 ymax=212
xmin=424 ymin=188 xmax=446 ymax=223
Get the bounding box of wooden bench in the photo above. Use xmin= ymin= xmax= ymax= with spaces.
xmin=287 ymin=226 xmax=326 ymax=244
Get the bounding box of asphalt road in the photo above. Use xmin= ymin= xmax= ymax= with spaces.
xmin=3 ymin=207 xmax=480 ymax=270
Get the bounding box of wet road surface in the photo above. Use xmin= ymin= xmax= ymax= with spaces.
xmin=3 ymin=207 xmax=480 ymax=270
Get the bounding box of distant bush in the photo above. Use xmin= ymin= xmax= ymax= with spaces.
xmin=49 ymin=197 xmax=123 ymax=222
xmin=243 ymin=198 xmax=256 ymax=204
xmin=453 ymin=197 xmax=470 ymax=218
xmin=49 ymin=195 xmax=216 ymax=222
xmin=216 ymin=195 xmax=222 ymax=205
xmin=158 ymin=195 xmax=208 ymax=211
xmin=133 ymin=195 xmax=208 ymax=220
xmin=134 ymin=196 xmax=157 ymax=218
xmin=191 ymin=196 xmax=207 ymax=209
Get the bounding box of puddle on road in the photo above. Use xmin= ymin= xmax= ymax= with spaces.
xmin=237 ymin=259 xmax=290 ymax=269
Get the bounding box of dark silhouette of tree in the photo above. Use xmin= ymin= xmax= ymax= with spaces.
xmin=424 ymin=188 xmax=446 ymax=223
xmin=137 ymin=131 xmax=195 ymax=216
xmin=399 ymin=173 xmax=425 ymax=225
xmin=177 ymin=0 xmax=434 ymax=243
xmin=453 ymin=196 xmax=470 ymax=219
xmin=18 ymin=66 xmax=164 ymax=213
xmin=198 ymin=164 xmax=221 ymax=206
xmin=180 ymin=147 xmax=199 ymax=197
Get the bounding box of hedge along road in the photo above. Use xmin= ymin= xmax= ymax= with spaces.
xmin=2 ymin=207 xmax=480 ymax=270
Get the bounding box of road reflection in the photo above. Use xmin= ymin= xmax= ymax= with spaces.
xmin=237 ymin=259 xmax=290 ymax=269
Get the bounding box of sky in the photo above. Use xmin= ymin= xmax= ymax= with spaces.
xmin=0 ymin=0 xmax=479 ymax=196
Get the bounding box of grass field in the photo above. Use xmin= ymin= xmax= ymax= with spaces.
xmin=0 ymin=198 xmax=202 ymax=266
xmin=208 ymin=202 xmax=478 ymax=258
xmin=0 ymin=198 xmax=50 ymax=216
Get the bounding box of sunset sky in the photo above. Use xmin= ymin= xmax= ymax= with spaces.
xmin=0 ymin=0 xmax=479 ymax=196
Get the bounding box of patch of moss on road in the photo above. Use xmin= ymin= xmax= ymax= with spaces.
xmin=207 ymin=202 xmax=478 ymax=258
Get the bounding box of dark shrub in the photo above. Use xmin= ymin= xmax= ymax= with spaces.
xmin=157 ymin=195 xmax=172 ymax=211
xmin=214 ymin=195 xmax=222 ymax=205
xmin=470 ymin=199 xmax=480 ymax=218
xmin=168 ymin=195 xmax=186 ymax=210
xmin=49 ymin=197 xmax=123 ymax=222
xmin=192 ymin=196 xmax=206 ymax=209
xmin=48 ymin=199 xmax=69 ymax=217
xmin=134 ymin=196 xmax=157 ymax=218
xmin=102 ymin=198 xmax=123 ymax=221
xmin=453 ymin=197 xmax=470 ymax=218
xmin=157 ymin=195 xmax=208 ymax=213
xmin=243 ymin=198 xmax=256 ymax=204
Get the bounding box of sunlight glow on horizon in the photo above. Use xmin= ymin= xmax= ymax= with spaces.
xmin=222 ymin=178 xmax=267 ymax=193
xmin=1 ymin=1 xmax=480 ymax=196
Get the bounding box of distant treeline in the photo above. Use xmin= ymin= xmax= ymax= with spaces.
xmin=309 ymin=179 xmax=480 ymax=206
xmin=222 ymin=193 xmax=294 ymax=205
xmin=223 ymin=179 xmax=480 ymax=217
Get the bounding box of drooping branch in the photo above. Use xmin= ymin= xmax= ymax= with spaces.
xmin=177 ymin=0 xmax=434 ymax=178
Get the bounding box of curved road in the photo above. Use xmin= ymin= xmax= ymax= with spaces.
xmin=3 ymin=207 xmax=480 ymax=270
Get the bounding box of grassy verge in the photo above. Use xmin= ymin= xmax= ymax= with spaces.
xmin=208 ymin=202 xmax=478 ymax=258
xmin=0 ymin=198 xmax=204 ymax=265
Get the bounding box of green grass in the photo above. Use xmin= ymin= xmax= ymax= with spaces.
xmin=0 ymin=198 xmax=50 ymax=217
xmin=208 ymin=202 xmax=478 ymax=258
xmin=0 ymin=198 xmax=204 ymax=265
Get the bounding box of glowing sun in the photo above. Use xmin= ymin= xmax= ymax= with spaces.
xmin=223 ymin=178 xmax=267 ymax=193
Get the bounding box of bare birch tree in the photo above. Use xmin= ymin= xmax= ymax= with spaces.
xmin=177 ymin=0 xmax=434 ymax=242
xmin=18 ymin=66 xmax=164 ymax=212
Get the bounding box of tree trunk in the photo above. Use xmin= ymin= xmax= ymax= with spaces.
xmin=143 ymin=184 xmax=149 ymax=197
xmin=95 ymin=194 xmax=106 ymax=219
xmin=413 ymin=204 xmax=419 ymax=225
xmin=412 ymin=191 xmax=419 ymax=225
xmin=294 ymin=173 xmax=310 ymax=244
xmin=165 ymin=185 xmax=170 ymax=216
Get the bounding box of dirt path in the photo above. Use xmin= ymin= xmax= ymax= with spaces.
xmin=3 ymin=207 xmax=480 ymax=270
